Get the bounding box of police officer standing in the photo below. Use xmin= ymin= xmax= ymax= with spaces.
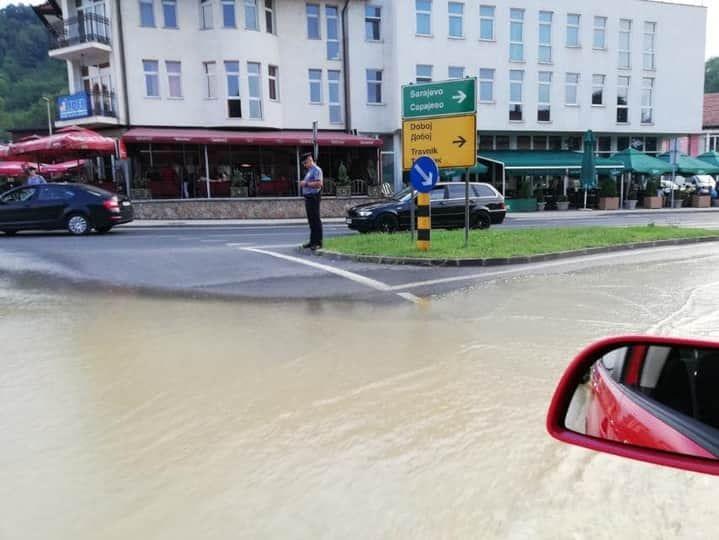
xmin=300 ymin=152 xmax=324 ymax=250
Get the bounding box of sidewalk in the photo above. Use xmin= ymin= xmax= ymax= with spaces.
xmin=125 ymin=207 xmax=719 ymax=227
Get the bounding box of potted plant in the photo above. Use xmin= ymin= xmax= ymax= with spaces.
xmin=132 ymin=176 xmax=151 ymax=200
xmin=598 ymin=178 xmax=619 ymax=210
xmin=509 ymin=180 xmax=537 ymax=212
xmin=336 ymin=162 xmax=351 ymax=197
xmin=535 ymin=188 xmax=546 ymax=211
xmin=230 ymin=172 xmax=249 ymax=197
xmin=556 ymin=194 xmax=570 ymax=211
xmin=643 ymin=178 xmax=663 ymax=209
xmin=623 ymin=187 xmax=638 ymax=210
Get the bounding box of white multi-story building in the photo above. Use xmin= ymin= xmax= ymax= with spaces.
xmin=35 ymin=0 xmax=707 ymax=197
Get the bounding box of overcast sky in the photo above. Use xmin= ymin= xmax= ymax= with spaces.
xmin=2 ymin=0 xmax=718 ymax=59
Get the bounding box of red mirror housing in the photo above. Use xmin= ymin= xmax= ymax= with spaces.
xmin=547 ymin=335 xmax=719 ymax=476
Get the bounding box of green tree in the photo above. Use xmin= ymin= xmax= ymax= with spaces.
xmin=0 ymin=4 xmax=68 ymax=141
xmin=706 ymin=57 xmax=719 ymax=94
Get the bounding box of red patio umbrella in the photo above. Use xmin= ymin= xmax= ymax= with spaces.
xmin=0 ymin=160 xmax=88 ymax=177
xmin=6 ymin=126 xmax=117 ymax=161
xmin=0 ymin=145 xmax=9 ymax=159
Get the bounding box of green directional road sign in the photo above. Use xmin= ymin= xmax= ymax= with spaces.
xmin=402 ymin=78 xmax=476 ymax=119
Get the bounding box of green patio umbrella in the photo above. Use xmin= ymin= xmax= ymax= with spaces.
xmin=580 ymin=130 xmax=597 ymax=209
xmin=656 ymin=153 xmax=719 ymax=175
xmin=696 ymin=151 xmax=719 ymax=170
xmin=611 ymin=148 xmax=674 ymax=176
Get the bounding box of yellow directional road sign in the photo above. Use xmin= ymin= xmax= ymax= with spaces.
xmin=402 ymin=114 xmax=476 ymax=170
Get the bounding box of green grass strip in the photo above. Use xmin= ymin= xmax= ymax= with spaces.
xmin=324 ymin=226 xmax=719 ymax=259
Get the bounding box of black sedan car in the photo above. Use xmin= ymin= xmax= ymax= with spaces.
xmin=0 ymin=183 xmax=133 ymax=235
xmin=346 ymin=182 xmax=506 ymax=233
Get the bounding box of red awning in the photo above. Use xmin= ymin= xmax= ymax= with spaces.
xmin=6 ymin=126 xmax=117 ymax=160
xmin=0 ymin=145 xmax=9 ymax=159
xmin=121 ymin=128 xmax=383 ymax=148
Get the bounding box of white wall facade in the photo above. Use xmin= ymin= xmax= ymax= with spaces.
xmin=53 ymin=0 xmax=707 ymax=181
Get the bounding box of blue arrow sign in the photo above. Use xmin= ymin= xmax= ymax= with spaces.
xmin=410 ymin=156 xmax=439 ymax=193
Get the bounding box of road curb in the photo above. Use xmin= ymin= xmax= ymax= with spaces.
xmin=315 ymin=236 xmax=719 ymax=267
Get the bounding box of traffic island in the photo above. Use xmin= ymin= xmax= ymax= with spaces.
xmin=318 ymin=227 xmax=719 ymax=267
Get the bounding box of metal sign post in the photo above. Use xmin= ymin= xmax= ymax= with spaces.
xmin=464 ymin=168 xmax=470 ymax=248
xmin=312 ymin=120 xmax=319 ymax=161
xmin=670 ymin=138 xmax=678 ymax=208
xmin=410 ymin=189 xmax=416 ymax=241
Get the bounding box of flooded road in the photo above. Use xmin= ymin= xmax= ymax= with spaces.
xmin=2 ymin=253 xmax=719 ymax=539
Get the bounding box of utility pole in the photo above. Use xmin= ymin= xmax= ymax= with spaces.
xmin=42 ymin=97 xmax=53 ymax=135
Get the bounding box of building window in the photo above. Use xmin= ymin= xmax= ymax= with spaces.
xmin=416 ymin=64 xmax=432 ymax=83
xmin=533 ymin=136 xmax=548 ymax=150
xmin=416 ymin=0 xmax=431 ymax=36
xmin=538 ymin=71 xmax=551 ymax=122
xmin=597 ymin=136 xmax=611 ymax=156
xmin=367 ymin=69 xmax=383 ymax=103
xmin=264 ymin=0 xmax=274 ymax=33
xmin=593 ymin=16 xmax=606 ymax=49
xmin=244 ymin=0 xmax=258 ymax=30
xmin=517 ymin=135 xmax=531 ymax=150
xmin=479 ymin=5 xmax=494 ymax=40
xmin=204 ymin=60 xmax=217 ymax=99
xmin=162 ymin=0 xmax=177 ymax=28
xmin=643 ymin=22 xmax=656 ymax=70
xmin=509 ymin=69 xmax=523 ymax=121
xmin=247 ymin=62 xmax=262 ymax=119
xmin=707 ymin=134 xmax=719 ymax=153
xmin=328 ymin=70 xmax=342 ymax=124
xmin=565 ymin=73 xmax=579 ymax=105
xmin=479 ymin=68 xmax=494 ymax=102
xmin=365 ymin=5 xmax=381 ymax=41
xmin=448 ymin=2 xmax=463 ymax=38
xmin=140 ymin=0 xmax=155 ymax=27
xmin=201 ymin=0 xmax=214 ymax=29
xmin=309 ymin=69 xmax=322 ymax=103
xmin=326 ymin=5 xmax=340 ymax=59
xmin=225 ymin=61 xmax=241 ymax=117
xmin=617 ymin=75 xmax=630 ymax=123
xmin=592 ymin=74 xmax=605 ymax=105
xmin=221 ymin=0 xmax=235 ymax=27
xmin=538 ymin=11 xmax=552 ymax=63
xmin=448 ymin=66 xmax=464 ymax=80
xmin=641 ymin=77 xmax=654 ymax=124
xmin=566 ymin=14 xmax=580 ymax=47
xmin=268 ymin=65 xmax=279 ymax=101
xmin=617 ymin=136 xmax=630 ymax=151
xmin=306 ymin=3 xmax=320 ymax=39
xmin=166 ymin=61 xmax=182 ymax=98
xmin=143 ymin=59 xmax=159 ymax=97
xmin=496 ymin=135 xmax=510 ymax=150
xmin=509 ymin=8 xmax=524 ymax=62
xmin=619 ymin=19 xmax=631 ymax=69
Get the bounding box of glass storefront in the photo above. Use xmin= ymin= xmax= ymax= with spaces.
xmin=127 ymin=143 xmax=380 ymax=199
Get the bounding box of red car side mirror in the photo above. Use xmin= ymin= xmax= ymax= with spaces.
xmin=547 ymin=335 xmax=719 ymax=476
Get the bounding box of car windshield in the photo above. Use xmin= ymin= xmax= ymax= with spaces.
xmin=391 ymin=186 xmax=413 ymax=201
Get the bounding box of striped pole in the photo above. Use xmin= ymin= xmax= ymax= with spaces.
xmin=416 ymin=192 xmax=431 ymax=251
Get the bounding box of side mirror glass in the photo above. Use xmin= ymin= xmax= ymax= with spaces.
xmin=548 ymin=336 xmax=719 ymax=475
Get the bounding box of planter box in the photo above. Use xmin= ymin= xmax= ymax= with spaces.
xmin=598 ymin=197 xmax=619 ymax=210
xmin=508 ymin=198 xmax=537 ymax=212
xmin=537 ymin=202 xmax=546 ymax=211
xmin=367 ymin=185 xmax=382 ymax=198
xmin=556 ymin=201 xmax=570 ymax=211
xmin=673 ymin=199 xmax=686 ymax=208
xmin=692 ymin=195 xmax=711 ymax=208
xmin=336 ymin=185 xmax=352 ymax=197
xmin=644 ymin=196 xmax=663 ymax=209
xmin=623 ymin=200 xmax=638 ymax=210
xmin=131 ymin=188 xmax=151 ymax=200
xmin=712 ymin=199 xmax=719 ymax=207
xmin=231 ymin=187 xmax=249 ymax=198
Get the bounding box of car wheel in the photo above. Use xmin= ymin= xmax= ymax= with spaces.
xmin=471 ymin=212 xmax=491 ymax=230
xmin=376 ymin=214 xmax=398 ymax=233
xmin=66 ymin=213 xmax=91 ymax=235
xmin=3 ymin=230 xmax=17 ymax=236
xmin=95 ymin=225 xmax=113 ymax=234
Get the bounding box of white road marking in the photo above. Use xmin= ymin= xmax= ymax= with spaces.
xmin=241 ymin=247 xmax=393 ymax=291
xmin=396 ymin=292 xmax=424 ymax=304
xmin=388 ymin=243 xmax=715 ymax=291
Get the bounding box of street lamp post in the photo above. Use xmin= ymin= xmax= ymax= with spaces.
xmin=42 ymin=97 xmax=53 ymax=135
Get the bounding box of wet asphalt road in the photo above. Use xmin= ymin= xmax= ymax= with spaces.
xmin=2 ymin=210 xmax=719 ymax=303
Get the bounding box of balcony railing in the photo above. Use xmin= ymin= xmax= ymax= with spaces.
xmin=56 ymin=91 xmax=117 ymax=122
xmin=49 ymin=12 xmax=111 ymax=50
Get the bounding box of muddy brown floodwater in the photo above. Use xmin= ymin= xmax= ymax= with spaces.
xmin=2 ymin=253 xmax=719 ymax=539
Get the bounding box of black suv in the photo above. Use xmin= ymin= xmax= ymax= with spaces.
xmin=346 ymin=182 xmax=506 ymax=233
xmin=0 ymin=183 xmax=133 ymax=235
